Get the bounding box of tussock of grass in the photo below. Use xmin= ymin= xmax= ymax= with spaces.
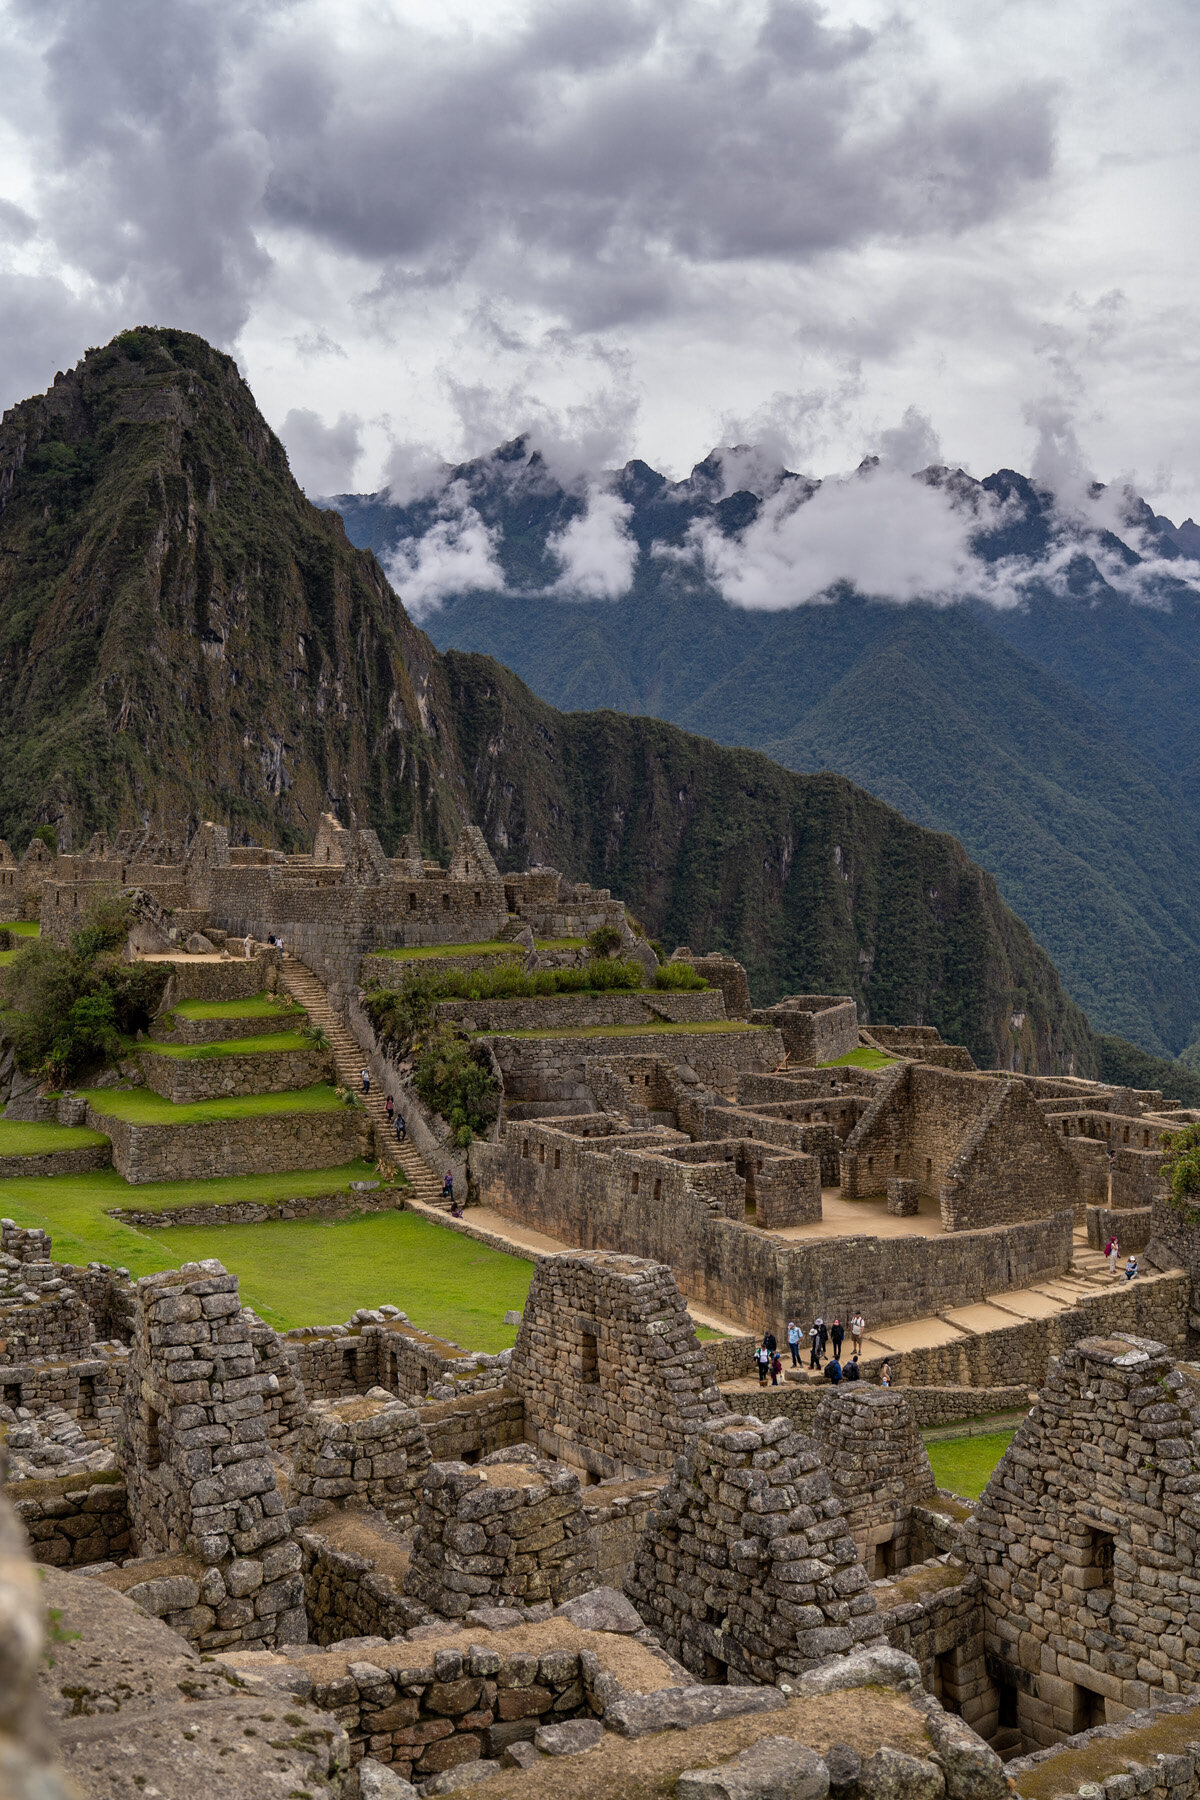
xmin=80 ymin=1082 xmax=351 ymax=1126
xmin=927 ymin=1429 xmax=1015 ymax=1499
xmin=170 ymin=992 xmax=303 ymax=1020
xmin=0 ymin=1118 xmax=109 ymax=1155
xmin=139 ymin=1031 xmax=313 ymax=1060
xmin=818 ymin=1047 xmax=897 ymax=1069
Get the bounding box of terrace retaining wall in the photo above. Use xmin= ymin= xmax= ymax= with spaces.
xmin=136 ymin=1044 xmax=332 ymax=1103
xmin=87 ymin=1099 xmax=367 ymax=1182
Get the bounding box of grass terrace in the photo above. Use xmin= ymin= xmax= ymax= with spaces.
xmin=926 ymin=1428 xmax=1015 ymax=1499
xmin=0 ymin=1168 xmax=529 ymax=1348
xmin=79 ymin=1082 xmax=352 ymax=1126
xmin=166 ymin=992 xmax=304 ymax=1020
xmin=375 ymin=937 xmax=587 ymax=962
xmin=0 ymin=1117 xmax=110 ymax=1155
xmin=138 ymin=1031 xmax=313 ymax=1060
xmin=819 ymin=1047 xmax=897 ymax=1070
xmin=475 ymin=1018 xmax=756 ymax=1043
xmin=0 ymin=919 xmax=39 ymax=966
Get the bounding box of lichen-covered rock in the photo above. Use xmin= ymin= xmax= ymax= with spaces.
xmin=676 ymin=1738 xmax=831 ymax=1800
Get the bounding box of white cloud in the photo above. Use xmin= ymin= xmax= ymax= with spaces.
xmin=382 ymin=481 xmax=506 ymax=615
xmin=686 ymin=462 xmax=1013 ymax=610
xmin=547 ymin=486 xmax=638 ymax=599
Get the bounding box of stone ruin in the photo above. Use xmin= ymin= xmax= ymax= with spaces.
xmin=627 ymin=1411 xmax=885 ymax=1685
xmin=402 ymin=1456 xmax=596 ymax=1618
xmin=812 ymin=1385 xmax=938 ymax=1578
xmin=292 ymin=1388 xmax=432 ymax=1523
xmin=508 ymin=1250 xmax=729 ymax=1480
xmin=120 ymin=1260 xmax=305 ymax=1649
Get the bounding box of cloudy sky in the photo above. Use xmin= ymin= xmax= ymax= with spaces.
xmin=2 ymin=0 xmax=1199 ymax=513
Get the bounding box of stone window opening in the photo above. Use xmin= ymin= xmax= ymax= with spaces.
xmin=1085 ymin=1523 xmax=1115 ymax=1596
xmin=925 ymin=1157 xmax=933 ymax=1181
xmin=408 ymin=892 xmax=417 ymax=911
xmin=1070 ymin=1682 xmax=1108 ymax=1733
xmin=1144 ymin=1130 xmax=1151 ymax=1146
xmin=631 ymin=1172 xmax=640 ymax=1195
xmin=77 ymin=1376 xmax=96 ymax=1420
xmin=580 ymin=1329 xmax=600 ymax=1384
xmin=473 ymin=891 xmax=481 ymax=906
xmin=441 ymin=893 xmax=450 ymax=910
xmin=1123 ymin=1125 xmax=1130 ymax=1144
xmin=554 ymin=1148 xmax=561 ymax=1169
xmin=653 ymin=1178 xmax=662 ymax=1201
xmin=893 ymin=1152 xmax=901 ymax=1173
xmin=146 ymin=1406 xmax=162 ymax=1470
xmin=539 ymin=1143 xmax=545 ymax=1165
xmin=522 ymin=1139 xmax=529 ymax=1159
xmin=867 ymin=1156 xmax=875 ymax=1174
xmin=3 ymin=1381 xmax=21 ymax=1409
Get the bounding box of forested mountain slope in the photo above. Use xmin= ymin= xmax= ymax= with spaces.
xmin=0 ymin=328 xmax=1100 ymax=1074
xmin=333 ymin=450 xmax=1200 ymax=1058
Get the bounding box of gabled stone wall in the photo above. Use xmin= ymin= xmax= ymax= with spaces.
xmin=810 ymin=1387 xmax=937 ymax=1576
xmin=509 ymin=1252 xmax=729 ymax=1481
xmin=627 ymin=1411 xmax=884 ymax=1683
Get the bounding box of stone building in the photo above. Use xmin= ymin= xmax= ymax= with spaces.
xmin=840 ymin=1061 xmax=1085 ymax=1228
xmin=966 ymin=1332 xmax=1200 ymax=1750
xmin=749 ymin=993 xmax=859 ymax=1065
xmin=508 ymin=1251 xmax=729 ymax=1480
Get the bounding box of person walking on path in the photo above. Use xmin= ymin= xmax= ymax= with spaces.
xmin=843 ymin=1354 xmax=861 ymax=1383
xmin=823 ymin=1355 xmax=843 ymax=1385
xmin=385 ymin=1095 xmax=394 ymax=1124
xmin=787 ymin=1320 xmax=801 ymax=1367
xmin=880 ymin=1361 xmax=892 ymax=1388
xmin=442 ymin=1170 xmax=454 ymax=1207
xmin=817 ymin=1317 xmax=829 ymax=1360
xmin=395 ymin=1113 xmax=406 ymax=1144
xmin=360 ymin=1067 xmax=371 ymax=1095
xmin=770 ymin=1351 xmax=783 ymax=1387
xmin=1106 ymin=1235 xmax=1120 ymax=1277
xmin=756 ymin=1343 xmax=771 ymax=1386
xmin=830 ymin=1317 xmax=844 ymax=1359
xmin=850 ymin=1312 xmax=865 ymax=1355
xmin=808 ymin=1320 xmax=822 ymax=1370
xmin=762 ymin=1328 xmax=777 ymax=1360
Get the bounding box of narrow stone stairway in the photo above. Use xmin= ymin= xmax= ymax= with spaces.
xmin=278 ymin=952 xmax=446 ymax=1205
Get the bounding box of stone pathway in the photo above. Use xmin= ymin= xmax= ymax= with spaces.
xmin=277 ymin=952 xmax=445 ymax=1207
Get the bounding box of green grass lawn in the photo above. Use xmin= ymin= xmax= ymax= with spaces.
xmin=819 ymin=1047 xmax=898 ymax=1069
xmin=0 ymin=921 xmax=40 ymax=935
xmin=139 ymin=1032 xmax=313 ymax=1060
xmin=927 ymin=1429 xmax=1015 ymax=1499
xmin=169 ymin=993 xmax=304 ymax=1020
xmin=0 ymin=1118 xmax=110 ymax=1155
xmin=0 ymin=1167 xmax=529 ymax=1349
xmin=376 ymin=938 xmax=587 ymax=962
xmin=481 ymin=1019 xmax=759 ymax=1040
xmin=80 ymin=1082 xmax=353 ymax=1126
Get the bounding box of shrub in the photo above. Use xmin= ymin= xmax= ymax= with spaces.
xmin=31 ymin=825 xmax=58 ymax=854
xmin=653 ymin=961 xmax=708 ymax=991
xmin=413 ymin=1028 xmax=500 ymax=1148
xmin=585 ymin=925 xmax=623 ymax=959
xmin=363 ymin=956 xmax=666 ymax=1051
xmin=1162 ymin=1123 xmax=1200 ymax=1220
xmin=0 ymin=927 xmax=11 ymax=952
xmin=1 ymin=898 xmax=168 ymax=1083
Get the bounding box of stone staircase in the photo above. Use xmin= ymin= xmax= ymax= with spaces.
xmin=278 ymin=952 xmax=445 ymax=1206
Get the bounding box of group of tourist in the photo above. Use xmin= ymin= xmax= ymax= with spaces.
xmin=369 ymin=1085 xmax=464 ymax=1217
xmin=1102 ymin=1235 xmax=1140 ymax=1280
xmin=755 ymin=1311 xmax=889 ymax=1388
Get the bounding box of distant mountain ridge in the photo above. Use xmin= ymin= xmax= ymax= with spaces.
xmin=330 ymin=445 xmax=1200 ymax=1061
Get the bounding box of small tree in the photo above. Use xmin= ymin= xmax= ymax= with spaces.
xmin=31 ymin=825 xmax=58 ymax=854
xmin=586 ymin=924 xmax=623 ymax=960
xmin=412 ymin=1028 xmax=500 ymax=1148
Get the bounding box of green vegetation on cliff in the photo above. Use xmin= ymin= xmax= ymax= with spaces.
xmin=0 ymin=329 xmax=1114 ymax=1073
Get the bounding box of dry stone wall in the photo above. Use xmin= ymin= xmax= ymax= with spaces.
xmin=628 ymin=1411 xmax=884 ymax=1683
xmin=0 ymin=1141 xmax=112 ymax=1179
xmin=811 ymin=1387 xmax=937 ymax=1576
xmin=403 ymin=1459 xmax=596 ymax=1616
xmin=11 ymin=1473 xmax=132 ymax=1566
xmin=136 ymin=1043 xmax=332 ymax=1102
xmin=509 ymin=1251 xmax=729 ymax=1480
xmin=967 ymin=1333 xmax=1200 ymax=1750
xmin=120 ymin=1261 xmax=305 ymax=1650
xmin=90 ymin=1099 xmax=366 ymax=1182
xmin=748 ymin=995 xmax=859 ymax=1065
xmin=292 ymin=1393 xmax=432 ymax=1523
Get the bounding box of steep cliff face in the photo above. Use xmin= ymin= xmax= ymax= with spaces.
xmin=0 ymin=327 xmax=466 ymax=850
xmin=0 ymin=329 xmax=1095 ymax=1070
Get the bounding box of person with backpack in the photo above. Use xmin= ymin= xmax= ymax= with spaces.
xmin=823 ymin=1354 xmax=843 ymax=1385
xmin=756 ymin=1343 xmax=771 ymax=1386
xmin=770 ymin=1351 xmax=783 ymax=1387
xmin=395 ymin=1113 xmax=406 ymax=1143
xmin=843 ymin=1354 xmax=861 ymax=1383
